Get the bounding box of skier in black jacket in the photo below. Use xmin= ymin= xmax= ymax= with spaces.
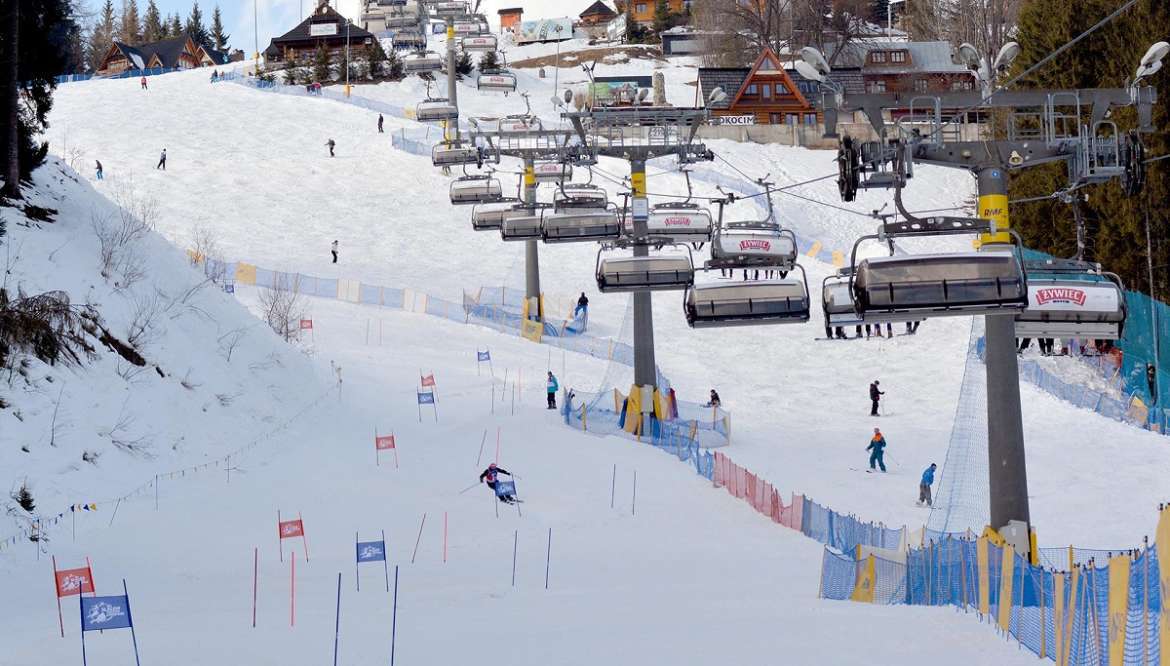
xmin=869 ymin=380 xmax=884 ymax=416
xmin=479 ymin=463 xmax=517 ymax=503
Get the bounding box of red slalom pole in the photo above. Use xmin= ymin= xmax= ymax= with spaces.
xmin=252 ymin=547 xmax=258 ymax=628
xmin=291 ymin=550 xmax=296 ymax=627
xmin=300 ymin=511 xmax=310 ymax=562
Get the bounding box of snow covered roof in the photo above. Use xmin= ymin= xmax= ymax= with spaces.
xmin=826 ymin=40 xmax=972 ymax=75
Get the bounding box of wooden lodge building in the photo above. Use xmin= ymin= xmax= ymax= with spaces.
xmin=698 ymin=48 xmax=817 ymax=126
xmin=264 ymin=2 xmax=376 ymax=65
xmin=96 ymin=34 xmax=230 ymax=75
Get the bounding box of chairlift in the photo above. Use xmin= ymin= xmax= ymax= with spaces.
xmin=431 ymin=142 xmax=480 ymax=167
xmin=430 ymin=1 xmax=468 ymax=17
xmin=1015 ymin=263 xmax=1126 ymax=339
xmin=403 ymin=51 xmax=443 ymax=73
xmin=685 ymin=268 xmax=811 ymax=328
xmin=629 ymin=202 xmax=714 ymax=246
xmin=500 ymin=211 xmax=545 ymax=241
xmin=392 ymin=30 xmax=426 ymax=50
xmin=449 ymin=175 xmax=502 ymax=205
xmin=461 ymin=35 xmax=497 ymax=52
xmin=852 ymin=250 xmax=1028 ymax=319
xmin=533 ymin=161 xmax=573 ymax=184
xmin=595 ymin=246 xmax=695 ymax=293
xmin=384 ymin=12 xmax=420 ymax=29
xmin=822 ymin=269 xmax=925 ymax=328
xmin=553 ymin=184 xmax=608 ymax=213
xmin=477 ymin=71 xmax=518 ymax=93
xmin=415 ymin=98 xmax=459 ymax=123
xmin=471 ymin=200 xmax=523 ymax=231
xmin=708 ymin=224 xmax=798 ymax=273
xmin=541 ymin=210 xmax=621 ymax=243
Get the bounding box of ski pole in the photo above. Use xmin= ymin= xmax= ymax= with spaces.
xmin=458 ymin=482 xmax=480 ymax=495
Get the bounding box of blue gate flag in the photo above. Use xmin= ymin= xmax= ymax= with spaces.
xmin=356 ymin=540 xmax=387 ymax=563
xmin=477 ymin=351 xmax=490 ymax=362
xmin=81 ymin=595 xmax=133 ymax=631
xmin=417 ymin=391 xmax=435 ymax=405
xmin=495 ymin=480 xmax=516 ymax=498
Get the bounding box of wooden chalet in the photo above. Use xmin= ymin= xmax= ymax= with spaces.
xmin=97 ymin=35 xmax=208 ymax=75
xmin=264 ymin=2 xmax=375 ymax=65
xmin=697 ymin=48 xmax=815 ymax=126
xmin=578 ymin=1 xmax=617 ymax=26
xmin=498 ymin=7 xmax=524 ymax=31
xmin=614 ymin=0 xmax=687 ymax=26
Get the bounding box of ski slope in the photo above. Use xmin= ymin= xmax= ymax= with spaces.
xmin=0 ymin=46 xmax=1162 ymax=663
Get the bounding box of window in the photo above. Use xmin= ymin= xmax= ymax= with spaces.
xmin=786 ymin=114 xmax=797 ymax=125
xmin=951 ymin=79 xmax=974 ymax=91
xmin=871 ymin=51 xmax=887 ymax=63
xmin=635 ymin=3 xmax=646 ymax=13
xmin=913 ymin=78 xmax=929 ymax=92
xmin=761 ymin=84 xmax=771 ymax=99
xmin=866 ymin=80 xmax=886 ymax=93
xmin=774 ymin=83 xmax=788 ymax=95
xmin=746 ymin=84 xmax=757 ymax=95
xmin=797 ymin=81 xmax=818 ymax=95
xmin=890 ymin=51 xmax=907 ymax=63
xmin=804 ymin=113 xmax=817 ymax=126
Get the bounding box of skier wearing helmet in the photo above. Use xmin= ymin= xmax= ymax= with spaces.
xmin=478 ymin=463 xmax=517 ymax=503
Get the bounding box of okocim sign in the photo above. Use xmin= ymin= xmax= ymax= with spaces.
xmin=716 ymin=115 xmax=757 ymax=126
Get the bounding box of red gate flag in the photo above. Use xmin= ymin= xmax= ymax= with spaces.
xmin=375 ymin=435 xmax=396 ymax=450
xmin=420 ymin=374 xmax=436 ymax=387
xmin=55 ymin=566 xmax=95 ymax=597
xmin=279 ymin=519 xmax=305 ymax=539
xmin=299 ymin=319 xmax=313 ymax=330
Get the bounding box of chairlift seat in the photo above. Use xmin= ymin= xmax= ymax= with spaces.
xmin=853 ymin=252 xmax=1027 ymax=317
xmin=478 ymin=72 xmax=518 ymax=93
xmin=500 ymin=214 xmax=544 ymax=241
xmin=431 ymin=144 xmax=479 ymax=167
xmin=596 ymin=255 xmax=694 ymax=293
xmin=533 ymin=162 xmax=572 ymax=183
xmin=403 ymin=52 xmax=443 ymax=73
xmin=385 ymin=14 xmax=419 ymax=29
xmin=541 ymin=211 xmax=621 ymax=243
xmin=416 ymin=100 xmax=459 ymax=123
xmin=461 ymin=35 xmax=497 ymax=52
xmin=628 ymin=204 xmax=714 ymax=242
xmin=431 ymin=1 xmax=467 ymax=16
xmin=709 ymin=228 xmax=797 ymax=270
xmin=1014 ymin=277 xmax=1126 ymax=339
xmin=685 ymin=280 xmax=810 ymax=328
xmin=472 ymin=202 xmax=523 ymax=231
xmin=553 ymin=186 xmax=608 ymax=213
xmin=449 ymin=177 xmax=502 ymax=205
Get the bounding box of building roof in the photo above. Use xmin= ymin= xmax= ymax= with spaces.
xmin=579 ymin=1 xmax=616 ymax=19
xmin=202 ymin=46 xmax=230 ymax=65
xmin=268 ymin=3 xmax=374 ymax=49
xmin=827 ymin=40 xmax=972 ymax=75
xmin=497 ymin=7 xmax=523 ymax=14
xmin=107 ymin=35 xmax=202 ymax=70
xmin=697 ymin=68 xmax=749 ymax=110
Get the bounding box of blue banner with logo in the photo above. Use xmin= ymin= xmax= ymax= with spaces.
xmin=357 ymin=540 xmax=387 ymax=563
xmin=81 ymin=595 xmax=133 ymax=631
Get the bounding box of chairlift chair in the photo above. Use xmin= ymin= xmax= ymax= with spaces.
xmin=595 ymin=247 xmax=695 ymax=293
xmin=851 ymin=250 xmax=1028 ymax=319
xmin=461 ymin=35 xmax=497 ymax=52
xmin=500 ymin=210 xmax=545 ymax=241
xmin=685 ymin=267 xmax=811 ymax=328
xmin=822 ymin=272 xmax=864 ymax=328
xmin=431 ymin=142 xmax=480 ymax=167
xmin=403 ymin=51 xmax=443 ymax=73
xmin=477 ymin=71 xmax=518 ymax=93
xmin=533 ymin=161 xmax=573 ymax=184
xmin=471 ymin=200 xmax=523 ymax=231
xmin=385 ymin=12 xmax=420 ymax=29
xmin=541 ymin=210 xmax=621 ymax=243
xmin=392 ymin=30 xmax=426 ymax=50
xmin=708 ymin=224 xmax=799 ymax=273
xmin=553 ymin=184 xmax=608 ymax=213
xmin=628 ymin=202 xmax=714 ymax=246
xmin=449 ymin=175 xmax=503 ymax=205
xmin=1015 ymin=264 xmax=1126 ymax=340
xmin=415 ymin=98 xmax=459 ymax=123
xmin=430 ymin=1 xmax=468 ymax=17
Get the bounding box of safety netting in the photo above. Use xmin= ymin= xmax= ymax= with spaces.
xmin=463 ymin=286 xmax=587 ymax=338
xmin=820 ymin=525 xmax=1166 ymax=665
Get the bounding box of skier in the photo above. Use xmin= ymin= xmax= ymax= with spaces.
xmin=140 ymin=76 xmax=148 ymax=90
xmin=918 ymin=463 xmax=937 ymax=506
xmin=377 ymin=113 xmax=384 ymax=133
xmin=706 ymin=389 xmax=721 ymax=408
xmin=546 ymin=371 xmax=559 ymax=409
xmin=479 ymin=463 xmax=517 ymax=504
xmin=905 ymin=321 xmax=920 ymax=334
xmin=574 ymin=292 xmax=589 ymax=318
xmin=95 ymin=160 xmax=103 ymax=180
xmin=331 ymin=240 xmax=339 ymax=264
xmin=326 ymin=139 xmax=336 ymax=157
xmin=1148 ymin=363 xmax=1158 ymax=405
xmin=866 ymin=427 xmax=887 ymax=473
xmin=156 ymin=148 xmax=167 ymax=170
xmin=869 ymin=380 xmax=884 ymax=416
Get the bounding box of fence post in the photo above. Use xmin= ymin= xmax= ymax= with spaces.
xmin=1039 ymin=569 xmax=1047 ymax=659
xmin=1142 ymin=537 xmax=1149 ymax=664
xmin=960 ymin=538 xmax=969 ymax=611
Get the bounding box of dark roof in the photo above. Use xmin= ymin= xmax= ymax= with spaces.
xmin=109 ymin=35 xmax=199 ymax=70
xmin=268 ymin=3 xmax=374 ymax=49
xmin=203 ymin=47 xmax=230 ymax=65
xmin=696 ymin=68 xmax=749 ymax=110
xmin=579 ymin=1 xmax=616 ymax=19
xmin=497 ymin=7 xmax=523 ymax=14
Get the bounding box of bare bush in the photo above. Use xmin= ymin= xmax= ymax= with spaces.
xmin=191 ymin=223 xmax=227 ymax=285
xmin=217 ymin=327 xmax=248 ymax=362
xmin=91 ymin=182 xmax=159 ymax=290
xmin=258 ymin=273 xmax=305 ymax=342
xmin=100 ymin=398 xmax=153 ymax=458
xmin=0 ymin=288 xmax=98 ymax=371
xmin=126 ymin=291 xmax=162 ymax=349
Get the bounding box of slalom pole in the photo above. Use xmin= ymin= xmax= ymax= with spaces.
xmin=495 ymin=427 xmax=501 ymax=464
xmin=476 ymin=429 xmax=486 ymax=467
xmin=52 ymin=555 xmax=64 ymax=638
xmin=154 ymin=475 xmax=158 ymax=511
xmin=252 ymin=547 xmax=258 ymax=628
xmin=443 ymin=512 xmax=448 ymax=563
xmin=410 ymin=513 xmax=426 ymax=564
xmin=290 ymin=550 xmax=296 ymax=627
xmin=458 ymin=482 xmax=479 ymax=495
xmin=632 ymin=470 xmax=637 ymax=516
xmin=355 ymin=532 xmax=360 ymax=592
xmin=375 ymin=427 xmax=380 ymax=467
xmin=332 ymin=572 xmax=341 ymax=666
xmin=79 ymin=594 xmax=86 ymax=666
xmin=382 ymin=530 xmax=390 ymax=593
xmin=278 ymin=510 xmax=284 ymax=563
xmin=390 ymin=566 xmax=399 ymax=666
xmin=511 ymin=529 xmax=518 ymax=587
xmin=610 ymin=464 xmax=616 ymax=509
xmin=300 ymin=511 xmax=310 ymax=561
xmin=545 ymin=528 xmax=552 ymax=590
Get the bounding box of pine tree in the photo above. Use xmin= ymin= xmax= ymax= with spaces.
xmin=209 ymin=5 xmax=229 ymax=50
xmin=651 ymin=0 xmax=671 ymax=35
xmin=119 ymin=0 xmax=141 ymax=44
xmin=15 ymin=484 xmax=35 ymax=512
xmin=142 ymin=0 xmax=163 ymax=42
xmin=312 ymin=41 xmax=333 ymax=82
xmin=88 ymin=0 xmax=117 ymax=71
xmin=478 ymin=49 xmax=498 ymax=72
xmin=186 ymin=1 xmax=209 ymax=46
xmin=168 ymin=13 xmax=182 ymax=36
xmin=455 ymin=50 xmax=472 ymax=77
xmin=364 ymin=40 xmax=386 ymax=79
xmin=385 ymin=45 xmax=403 ymax=80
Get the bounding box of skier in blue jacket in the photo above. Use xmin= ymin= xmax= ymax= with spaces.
xmin=546 ymin=371 xmax=559 ymax=409
xmin=866 ymin=428 xmax=887 ymax=472
xmin=918 ymin=463 xmax=937 ymax=506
